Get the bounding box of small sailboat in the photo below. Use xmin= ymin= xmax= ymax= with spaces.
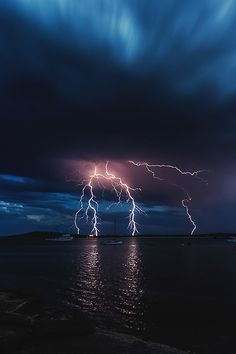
xmin=101 ymin=240 xmax=123 ymax=245
xmin=46 ymin=233 xmax=73 ymax=242
xmin=100 ymin=217 xmax=123 ymax=245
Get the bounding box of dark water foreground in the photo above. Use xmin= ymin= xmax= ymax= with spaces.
xmin=0 ymin=237 xmax=236 ymax=354
xmin=0 ymin=289 xmax=186 ymax=354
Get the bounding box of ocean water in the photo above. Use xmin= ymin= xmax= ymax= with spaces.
xmin=0 ymin=237 xmax=236 ymax=354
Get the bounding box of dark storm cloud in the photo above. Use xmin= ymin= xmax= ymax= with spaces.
xmin=1 ymin=0 xmax=236 ymax=168
xmin=1 ymin=0 xmax=236 ymax=234
xmin=0 ymin=174 xmax=79 ymax=235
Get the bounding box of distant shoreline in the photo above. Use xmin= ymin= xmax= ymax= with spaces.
xmin=0 ymin=231 xmax=235 ymax=240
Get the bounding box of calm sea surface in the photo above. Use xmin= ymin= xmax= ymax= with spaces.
xmin=0 ymin=237 xmax=236 ymax=353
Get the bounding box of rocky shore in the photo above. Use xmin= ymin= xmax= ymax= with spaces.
xmin=0 ymin=289 xmax=188 ymax=354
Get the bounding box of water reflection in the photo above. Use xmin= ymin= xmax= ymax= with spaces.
xmin=67 ymin=239 xmax=145 ymax=332
xmin=67 ymin=241 xmax=104 ymax=315
xmin=119 ymin=238 xmax=145 ymax=331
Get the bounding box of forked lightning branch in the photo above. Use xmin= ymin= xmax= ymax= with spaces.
xmin=75 ymin=161 xmax=207 ymax=236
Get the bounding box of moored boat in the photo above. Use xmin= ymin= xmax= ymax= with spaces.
xmin=46 ymin=233 xmax=73 ymax=242
xmin=101 ymin=240 xmax=123 ymax=245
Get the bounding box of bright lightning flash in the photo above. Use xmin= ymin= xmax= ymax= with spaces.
xmin=129 ymin=161 xmax=207 ymax=235
xmin=75 ymin=161 xmax=142 ymax=236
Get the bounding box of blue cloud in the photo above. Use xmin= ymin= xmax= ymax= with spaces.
xmin=0 ymin=174 xmax=31 ymax=184
xmin=3 ymin=0 xmax=235 ymax=97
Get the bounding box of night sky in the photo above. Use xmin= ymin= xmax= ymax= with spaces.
xmin=1 ymin=0 xmax=236 ymax=235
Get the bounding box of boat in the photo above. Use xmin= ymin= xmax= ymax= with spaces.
xmin=88 ymin=234 xmax=96 ymax=239
xmin=100 ymin=240 xmax=123 ymax=245
xmin=46 ymin=233 xmax=73 ymax=242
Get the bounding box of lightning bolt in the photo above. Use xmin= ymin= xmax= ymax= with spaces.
xmin=181 ymin=193 xmax=196 ymax=236
xmin=129 ymin=161 xmax=207 ymax=235
xmin=75 ymin=161 xmax=142 ymax=236
xmin=129 ymin=161 xmax=208 ymax=184
xmin=74 ymin=166 xmax=99 ymax=236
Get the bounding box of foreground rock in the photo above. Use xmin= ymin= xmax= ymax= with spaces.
xmin=0 ymin=290 xmax=188 ymax=354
